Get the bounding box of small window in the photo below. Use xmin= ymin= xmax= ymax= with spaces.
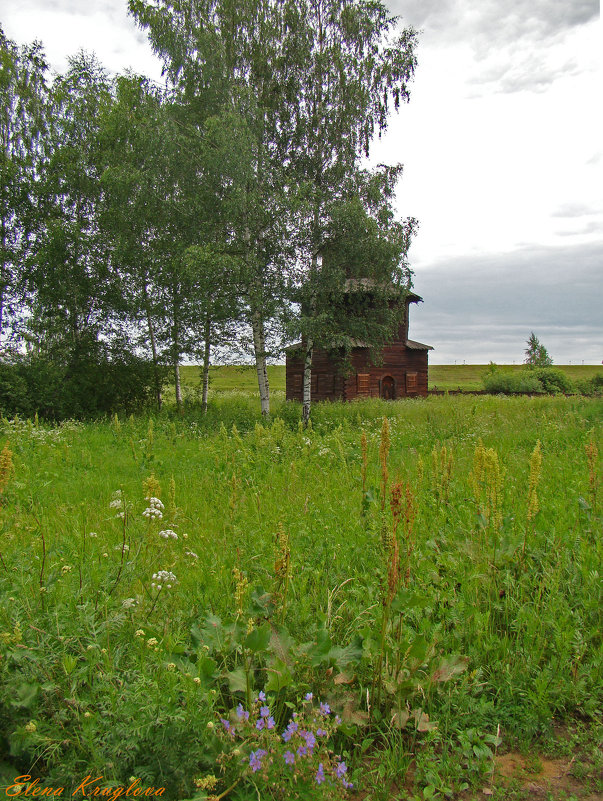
xmin=357 ymin=373 xmax=370 ymax=396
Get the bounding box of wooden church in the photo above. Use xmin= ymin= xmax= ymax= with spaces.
xmin=286 ymin=286 xmax=432 ymax=402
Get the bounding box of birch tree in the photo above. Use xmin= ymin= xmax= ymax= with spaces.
xmin=291 ymin=0 xmax=418 ymax=424
xmin=0 ymin=26 xmax=48 ymax=351
xmin=129 ymin=0 xmax=308 ymax=415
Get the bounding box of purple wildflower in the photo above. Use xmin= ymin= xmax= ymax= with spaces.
xmin=256 ymin=718 xmax=265 ymax=730
xmin=249 ymin=749 xmax=266 ymax=772
xmin=266 ymin=716 xmax=275 ymax=729
xmin=301 ymin=730 xmax=316 ymax=750
xmin=220 ymin=718 xmax=235 ymax=736
xmin=258 ymin=690 xmax=266 ymax=702
xmin=315 ymin=763 xmax=325 ymax=785
xmin=334 ymin=715 xmax=342 ymax=725
xmin=297 ymin=745 xmax=307 ymax=758
xmin=335 ymin=761 xmax=348 ymax=779
xmin=282 ymin=719 xmax=298 ymax=741
xmin=284 ymin=750 xmax=295 ymax=766
xmin=305 ymin=692 xmax=313 ymax=701
xmin=319 ymin=702 xmax=331 ymax=716
xmin=317 ymin=728 xmax=327 ymax=737
xmin=260 ymin=705 xmax=270 ymax=718
xmin=236 ymin=703 xmax=249 ymax=721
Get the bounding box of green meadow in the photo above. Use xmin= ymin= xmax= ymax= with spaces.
xmin=0 ymin=394 xmax=601 ymax=799
xmin=178 ymin=364 xmax=601 ymax=394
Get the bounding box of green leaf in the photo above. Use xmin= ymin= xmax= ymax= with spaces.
xmin=244 ymin=623 xmax=271 ymax=653
xmin=265 ymin=658 xmax=293 ymax=693
xmin=226 ymin=667 xmax=247 ymax=694
xmin=11 ymin=682 xmax=39 ymax=709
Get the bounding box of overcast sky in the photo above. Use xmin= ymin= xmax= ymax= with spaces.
xmin=2 ymin=0 xmax=601 ymax=363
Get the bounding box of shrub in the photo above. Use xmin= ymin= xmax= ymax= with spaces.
xmin=575 ymin=373 xmax=603 ymax=397
xmin=0 ymin=342 xmax=166 ymax=420
xmin=483 ymin=370 xmax=543 ymax=394
xmin=530 ymin=367 xmax=574 ymax=394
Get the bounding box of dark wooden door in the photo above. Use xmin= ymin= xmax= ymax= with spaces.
xmin=381 ymin=375 xmax=395 ymax=400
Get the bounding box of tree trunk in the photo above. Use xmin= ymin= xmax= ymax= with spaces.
xmin=172 ymin=294 xmax=183 ymax=415
xmin=251 ymin=309 xmax=270 ymax=416
xmin=143 ymin=282 xmax=162 ymax=410
xmin=302 ymin=338 xmax=313 ymax=427
xmin=174 ymin=359 xmax=182 ymax=413
xmin=201 ymin=313 xmax=211 ymax=414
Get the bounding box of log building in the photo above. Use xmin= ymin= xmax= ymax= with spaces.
xmin=286 ymin=290 xmax=432 ymax=402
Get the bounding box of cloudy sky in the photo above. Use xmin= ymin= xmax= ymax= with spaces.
xmin=2 ymin=0 xmax=601 ymax=363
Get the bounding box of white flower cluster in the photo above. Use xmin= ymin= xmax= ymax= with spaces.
xmin=143 ymin=497 xmax=164 ymax=520
xmin=110 ymin=490 xmax=126 ymax=519
xmin=114 ymin=543 xmax=130 ymax=553
xmin=184 ymin=549 xmax=198 ymax=560
xmin=151 ymin=570 xmax=177 ymax=589
xmin=122 ymin=598 xmax=138 ymax=609
xmin=158 ymin=529 xmax=177 ymax=540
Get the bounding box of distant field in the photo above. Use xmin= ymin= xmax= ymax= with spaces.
xmin=180 ymin=363 xmax=601 ymax=394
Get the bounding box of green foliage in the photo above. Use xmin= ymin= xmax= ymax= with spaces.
xmin=524 ymin=332 xmax=553 ymax=367
xmin=530 ymin=367 xmax=574 ymax=394
xmin=0 ymin=343 xmax=166 ymax=419
xmin=483 ymin=369 xmax=544 ymax=394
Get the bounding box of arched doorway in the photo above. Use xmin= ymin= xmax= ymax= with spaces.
xmin=380 ymin=375 xmax=396 ymax=400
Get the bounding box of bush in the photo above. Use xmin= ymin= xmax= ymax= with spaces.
xmin=0 ymin=341 xmax=167 ymax=420
xmin=483 ymin=370 xmax=543 ymax=395
xmin=529 ymin=367 xmax=574 ymax=394
xmin=575 ymin=373 xmax=603 ymax=397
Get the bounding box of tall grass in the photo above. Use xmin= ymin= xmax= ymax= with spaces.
xmin=0 ymin=395 xmax=600 ymax=798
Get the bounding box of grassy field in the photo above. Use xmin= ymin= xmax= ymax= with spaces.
xmin=179 ymin=364 xmax=601 ymax=394
xmin=0 ymin=395 xmax=601 ymax=800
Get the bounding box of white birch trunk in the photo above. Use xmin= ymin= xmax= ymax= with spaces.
xmin=201 ymin=315 xmax=211 ymax=414
xmin=252 ymin=311 xmax=270 ymax=416
xmin=302 ymin=338 xmax=313 ymax=427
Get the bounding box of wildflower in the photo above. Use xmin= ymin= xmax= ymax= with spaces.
xmin=61 ymin=565 xmax=73 ymax=574
xmin=185 ymin=549 xmax=198 ymax=559
xmin=89 ymin=532 xmax=98 ymax=538
xmin=122 ymin=598 xmax=137 ymax=609
xmin=135 ymin=629 xmax=145 ymax=637
xmin=315 ymin=763 xmax=325 ymax=784
xmin=317 ymin=728 xmax=327 ymax=737
xmin=166 ymin=663 xmax=176 ymax=672
xmin=143 ymin=497 xmax=164 ymax=520
xmin=305 ymin=692 xmax=313 ymax=701
xmin=256 ymin=718 xmax=265 ymax=731
xmin=297 ymin=745 xmax=307 ymax=758
xmin=284 ymin=751 xmax=295 ymax=766
xmin=266 ymin=716 xmax=275 ymax=730
xmin=146 ymin=637 xmax=158 ymax=648
xmin=221 ymin=718 xmax=235 ymax=737
xmin=335 ymin=761 xmax=348 ymax=779
xmin=102 ymin=553 xmax=108 ymax=558
xmin=236 ymin=704 xmax=249 ymax=721
xmin=151 ymin=570 xmax=177 ymax=589
xmin=24 ymin=721 xmax=37 ymax=734
xmin=319 ymin=702 xmax=331 ymax=716
xmin=334 ymin=715 xmax=342 ymax=725
xmin=249 ymin=749 xmax=266 ymax=773
xmin=83 ymin=711 xmax=91 ymax=718
xmin=114 ymin=544 xmax=129 ymax=552
xmin=301 ymin=730 xmax=316 ymax=751
xmin=109 ymin=499 xmax=123 ymax=509
xmin=260 ymin=705 xmax=270 ymax=718
xmin=282 ymin=720 xmax=298 ymax=742
xmin=257 ymin=690 xmax=266 ymax=702
xmin=158 ymin=529 xmax=178 ymax=540
xmin=193 ymin=677 xmax=201 ymax=685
